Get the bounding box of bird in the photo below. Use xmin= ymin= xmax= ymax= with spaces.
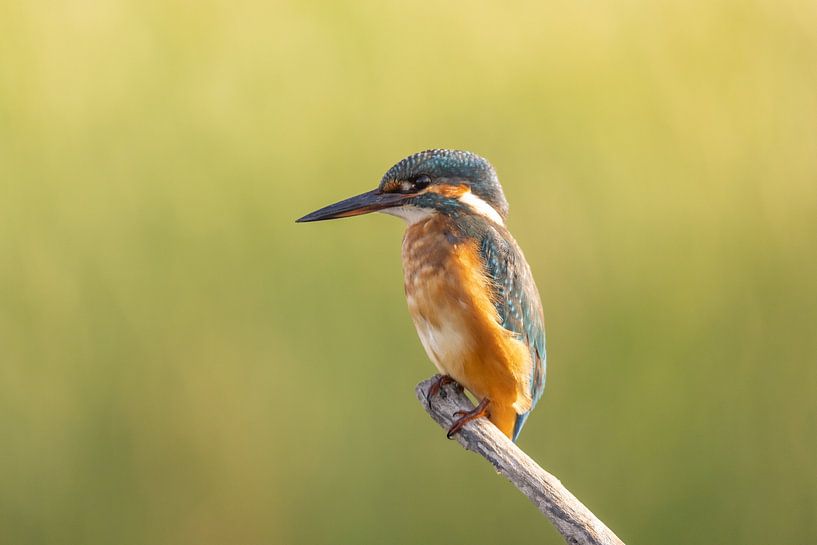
xmin=296 ymin=149 xmax=546 ymax=442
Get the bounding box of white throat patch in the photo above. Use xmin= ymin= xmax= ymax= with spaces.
xmin=458 ymin=191 xmax=505 ymax=226
xmin=380 ymin=205 xmax=436 ymax=225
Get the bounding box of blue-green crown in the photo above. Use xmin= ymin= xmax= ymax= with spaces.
xmin=379 ymin=149 xmax=509 ymax=218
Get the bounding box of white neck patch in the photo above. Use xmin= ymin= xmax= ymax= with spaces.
xmin=380 ymin=205 xmax=436 ymax=225
xmin=458 ymin=190 xmax=505 ymax=226
xmin=379 ymin=191 xmax=505 ymax=226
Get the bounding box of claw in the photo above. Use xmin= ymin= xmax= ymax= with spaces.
xmin=447 ymin=398 xmax=491 ymax=439
xmin=426 ymin=375 xmax=460 ymax=406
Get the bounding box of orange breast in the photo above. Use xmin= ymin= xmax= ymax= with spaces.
xmin=402 ymin=215 xmax=532 ymax=438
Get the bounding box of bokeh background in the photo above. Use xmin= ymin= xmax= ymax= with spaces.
xmin=2 ymin=1 xmax=816 ymax=543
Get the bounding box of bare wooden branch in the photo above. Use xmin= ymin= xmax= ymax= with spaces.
xmin=416 ymin=375 xmax=625 ymax=545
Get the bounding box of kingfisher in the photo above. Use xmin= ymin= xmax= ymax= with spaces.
xmin=297 ymin=150 xmax=546 ymax=442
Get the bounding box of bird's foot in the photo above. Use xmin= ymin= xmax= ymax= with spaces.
xmin=426 ymin=375 xmax=462 ymax=405
xmin=447 ymin=398 xmax=491 ymax=439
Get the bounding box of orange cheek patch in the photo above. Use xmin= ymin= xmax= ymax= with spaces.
xmin=381 ymin=180 xmax=401 ymax=193
xmin=428 ymin=184 xmax=469 ymax=198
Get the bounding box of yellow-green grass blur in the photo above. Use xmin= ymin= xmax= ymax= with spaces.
xmin=1 ymin=1 xmax=816 ymax=543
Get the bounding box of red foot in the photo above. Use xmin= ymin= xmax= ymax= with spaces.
xmin=447 ymin=398 xmax=491 ymax=439
xmin=426 ymin=375 xmax=462 ymax=405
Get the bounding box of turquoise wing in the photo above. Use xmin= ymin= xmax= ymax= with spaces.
xmin=479 ymin=226 xmax=546 ymax=442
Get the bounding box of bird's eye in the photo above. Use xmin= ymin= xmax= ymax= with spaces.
xmin=412 ymin=174 xmax=432 ymax=190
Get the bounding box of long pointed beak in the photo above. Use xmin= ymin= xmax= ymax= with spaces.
xmin=296 ymin=189 xmax=408 ymax=223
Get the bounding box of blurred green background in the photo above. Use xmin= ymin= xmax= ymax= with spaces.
xmin=1 ymin=1 xmax=816 ymax=543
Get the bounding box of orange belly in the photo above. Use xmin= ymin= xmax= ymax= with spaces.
xmin=402 ymin=215 xmax=532 ymax=438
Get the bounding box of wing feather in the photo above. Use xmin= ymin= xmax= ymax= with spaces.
xmin=479 ymin=226 xmax=546 ymax=441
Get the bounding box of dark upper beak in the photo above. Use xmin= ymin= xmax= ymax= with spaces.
xmin=296 ymin=189 xmax=409 ymax=223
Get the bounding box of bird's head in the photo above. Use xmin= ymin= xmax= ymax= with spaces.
xmin=296 ymin=149 xmax=508 ymax=226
